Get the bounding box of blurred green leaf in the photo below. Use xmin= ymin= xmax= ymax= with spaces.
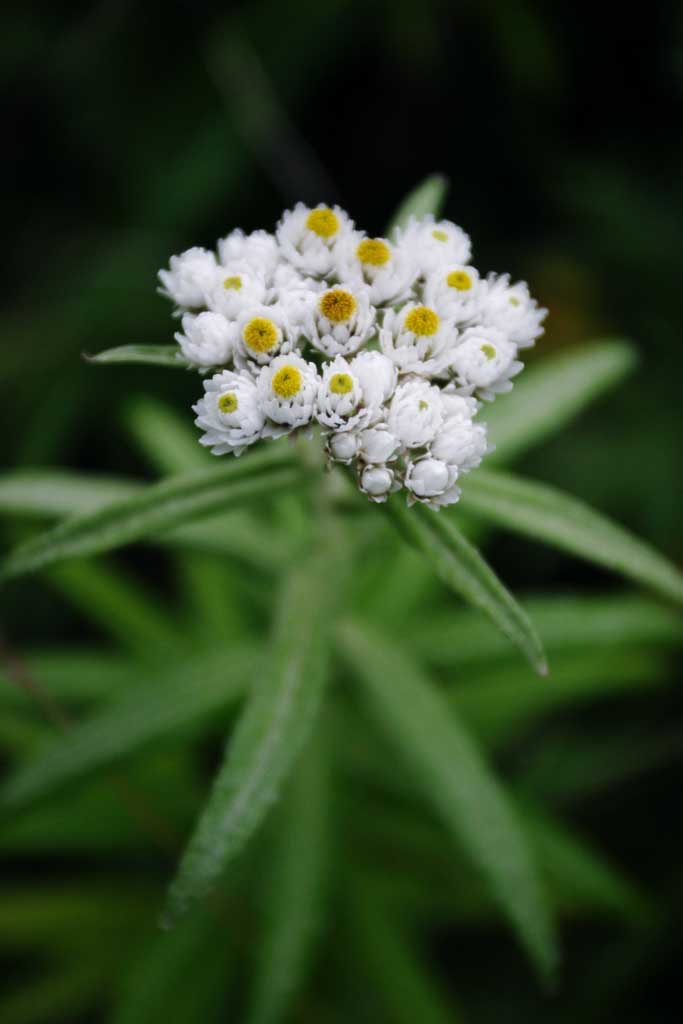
xmin=46 ymin=559 xmax=182 ymax=658
xmin=521 ymin=803 xmax=652 ymax=923
xmin=350 ymin=885 xmax=465 ymax=1024
xmin=163 ymin=542 xmax=334 ymax=925
xmin=125 ymin=398 xmax=213 ymax=475
xmin=0 ymin=448 xmax=303 ymax=582
xmin=407 ymin=592 xmax=682 ymax=668
xmin=0 ymin=471 xmax=139 ymax=518
xmin=462 ymin=469 xmax=683 ymax=605
xmin=387 ymin=173 xmax=449 ymax=234
xmin=85 ymin=345 xmax=188 ymax=368
xmin=247 ymin=731 xmax=328 ymax=1024
xmin=485 ymin=340 xmax=637 ymax=465
xmin=451 ymin=649 xmax=669 ymax=748
xmin=112 ymin=912 xmax=232 ymax=1024
xmin=0 ymin=469 xmax=291 ymax=571
xmin=339 ymin=620 xmax=558 ymax=982
xmin=387 ymin=499 xmax=547 ymax=674
xmin=518 ymin=730 xmax=683 ymax=805
xmin=0 ymin=962 xmax=104 ymax=1024
xmin=1 ymin=649 xmax=253 ymax=810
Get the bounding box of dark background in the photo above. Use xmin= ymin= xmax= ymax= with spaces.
xmin=1 ymin=1 xmax=682 ymax=1021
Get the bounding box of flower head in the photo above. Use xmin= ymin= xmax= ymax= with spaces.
xmin=158 ymin=247 xmax=217 ymax=309
xmin=175 ymin=312 xmax=235 ymax=370
xmin=256 ymin=353 xmax=320 ymax=428
xmin=157 ymin=199 xmax=546 ymax=509
xmin=193 ymin=370 xmax=265 ymax=455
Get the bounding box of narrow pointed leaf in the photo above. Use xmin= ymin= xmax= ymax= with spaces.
xmin=463 ymin=469 xmax=683 ymax=605
xmin=485 ymin=340 xmax=637 ymax=465
xmin=386 ymin=499 xmax=547 ymax=673
xmin=85 ymin=345 xmax=189 ymax=368
xmin=0 ymin=470 xmax=139 ymax=518
xmin=1 ymin=649 xmax=253 ymax=810
xmin=339 ymin=620 xmax=558 ymax=982
xmin=163 ymin=545 xmax=334 ymax=925
xmin=247 ymin=732 xmax=328 ymax=1024
xmin=0 ymin=448 xmax=301 ymax=582
xmin=407 ymin=593 xmax=683 ymax=668
xmin=0 ymin=469 xmax=291 ymax=571
xmin=387 ymin=174 xmax=449 ymax=234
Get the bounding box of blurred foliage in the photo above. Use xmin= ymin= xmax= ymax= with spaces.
xmin=1 ymin=1 xmax=682 ymax=1022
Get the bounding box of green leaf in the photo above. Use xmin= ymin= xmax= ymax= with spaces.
xmin=387 ymin=174 xmax=449 ymax=234
xmin=407 ymin=592 xmax=683 ymax=668
xmin=112 ymin=913 xmax=234 ymax=1024
xmin=462 ymin=469 xmax=683 ymax=605
xmin=163 ymin=544 xmax=334 ymax=925
xmin=125 ymin=397 xmax=212 ymax=475
xmin=339 ymin=620 xmax=558 ymax=982
xmin=0 ymin=649 xmax=253 ymax=810
xmin=386 ymin=499 xmax=547 ymax=674
xmin=46 ymin=558 xmax=183 ymax=658
xmin=450 ymin=649 xmax=669 ymax=749
xmin=247 ymin=731 xmax=328 ymax=1024
xmin=0 ymin=447 xmax=302 ymax=582
xmin=522 ymin=803 xmax=651 ymax=923
xmin=84 ymin=345 xmax=189 ymax=368
xmin=485 ymin=340 xmax=637 ymax=465
xmin=0 ymin=470 xmax=139 ymax=519
xmin=350 ymin=884 xmax=466 ymax=1024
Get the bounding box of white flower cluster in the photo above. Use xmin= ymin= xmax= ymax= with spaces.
xmin=159 ymin=204 xmax=546 ymax=508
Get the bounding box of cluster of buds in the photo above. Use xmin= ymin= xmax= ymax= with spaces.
xmin=159 ymin=204 xmax=545 ymax=507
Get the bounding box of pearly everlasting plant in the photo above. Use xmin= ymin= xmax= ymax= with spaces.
xmin=157 ymin=202 xmax=546 ymax=510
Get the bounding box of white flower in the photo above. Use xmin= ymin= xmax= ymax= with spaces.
xmin=276 ymin=203 xmax=354 ymax=277
xmin=193 ymin=370 xmax=265 ymax=455
xmin=308 ymin=285 xmax=376 ymax=358
xmin=380 ymin=303 xmax=456 ymax=376
xmin=234 ymin=305 xmax=294 ymax=369
xmin=357 ymin=425 xmax=400 ymax=464
xmin=350 ymin=351 xmax=397 ymax=423
xmin=450 ymin=326 xmax=522 ymax=399
xmin=337 ymin=233 xmax=416 ymax=305
xmin=316 ymin=356 xmax=370 ymax=432
xmin=479 ymin=274 xmax=547 ymax=348
xmin=440 ymin=392 xmax=480 ymax=422
xmin=430 ymin=418 xmax=489 ymax=471
xmin=204 ymin=262 xmax=268 ymax=318
xmin=405 ymin=456 xmax=461 ymax=510
xmin=175 ymin=312 xmax=235 ymax=370
xmin=387 ymin=380 xmax=445 ymax=448
xmin=394 ymin=216 xmax=471 ymax=274
xmin=424 ymin=264 xmax=481 ymax=322
xmin=158 ymin=247 xmax=217 ymax=309
xmin=326 ymin=430 xmax=359 ymax=464
xmin=256 ymin=353 xmax=319 ymax=428
xmin=359 ymin=464 xmax=396 ymax=503
xmin=217 ymin=229 xmax=280 ymax=275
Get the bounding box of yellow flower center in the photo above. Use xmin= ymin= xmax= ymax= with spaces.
xmin=481 ymin=344 xmax=496 ymax=360
xmin=357 ymin=238 xmax=391 ymax=267
xmin=272 ymin=365 xmax=302 ymax=399
xmin=404 ymin=306 xmax=440 ymax=337
xmin=329 ymin=372 xmax=354 ymax=395
xmin=418 ymin=400 xmax=429 ymax=410
xmin=218 ymin=392 xmax=238 ymax=414
xmin=509 ymin=296 xmax=521 ymax=307
xmin=223 ymin=275 xmax=242 ymax=290
xmin=319 ymin=289 xmax=357 ymax=324
xmin=446 ymin=270 xmax=472 ymax=291
xmin=306 ymin=208 xmax=339 ymax=238
xmin=432 ymin=229 xmax=449 ymax=242
xmin=243 ymin=317 xmax=279 ymax=353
